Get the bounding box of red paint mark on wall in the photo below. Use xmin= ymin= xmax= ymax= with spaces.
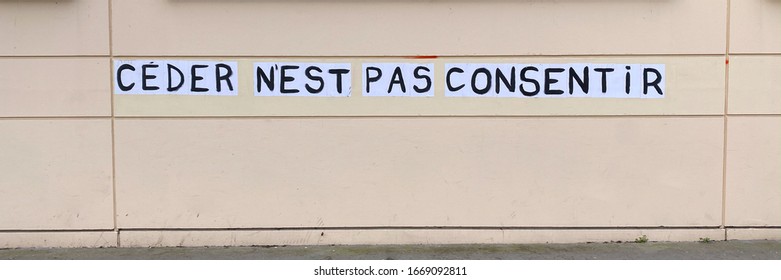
xmin=408 ymin=55 xmax=438 ymax=59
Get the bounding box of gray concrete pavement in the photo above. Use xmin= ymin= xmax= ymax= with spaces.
xmin=1 ymin=240 xmax=779 ymax=260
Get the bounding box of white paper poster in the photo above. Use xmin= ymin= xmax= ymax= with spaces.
xmin=362 ymin=63 xmax=434 ymax=97
xmin=253 ymin=62 xmax=352 ymax=97
xmin=444 ymin=63 xmax=665 ymax=98
xmin=114 ymin=60 xmax=238 ymax=95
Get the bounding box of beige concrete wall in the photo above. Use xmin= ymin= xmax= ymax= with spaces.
xmin=111 ymin=0 xmax=727 ymax=56
xmin=115 ymin=117 xmax=724 ymax=228
xmin=726 ymin=0 xmax=781 ymax=239
xmin=1 ymin=0 xmax=779 ymax=248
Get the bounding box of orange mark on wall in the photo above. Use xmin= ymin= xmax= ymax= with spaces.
xmin=408 ymin=55 xmax=438 ymax=59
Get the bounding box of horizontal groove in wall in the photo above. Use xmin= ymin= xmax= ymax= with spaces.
xmin=109 ymin=54 xmax=727 ymax=59
xmin=0 ymin=229 xmax=114 ymax=233
xmin=0 ymin=116 xmax=112 ymax=120
xmin=726 ymin=114 xmax=781 ymax=117
xmin=111 ymin=115 xmax=728 ymax=120
xmin=724 ymin=226 xmax=781 ymax=229
xmin=8 ymin=226 xmax=768 ymax=233
xmin=0 ymin=116 xmax=755 ymax=120
xmin=0 ymin=54 xmax=731 ymax=60
xmin=727 ymin=52 xmax=781 ymax=56
xmin=0 ymin=116 xmax=744 ymax=120
xmin=0 ymin=53 xmax=724 ymax=59
xmin=0 ymin=54 xmax=729 ymax=59
xmin=116 ymin=226 xmax=725 ymax=232
xmin=0 ymin=55 xmax=111 ymax=59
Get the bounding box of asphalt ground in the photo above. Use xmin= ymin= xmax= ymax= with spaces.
xmin=1 ymin=240 xmax=779 ymax=260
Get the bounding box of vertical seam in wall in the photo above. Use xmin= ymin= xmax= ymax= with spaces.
xmin=108 ymin=0 xmax=120 ymax=247
xmin=721 ymin=0 xmax=731 ymax=241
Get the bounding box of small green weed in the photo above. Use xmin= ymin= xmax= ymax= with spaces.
xmin=634 ymin=235 xmax=649 ymax=243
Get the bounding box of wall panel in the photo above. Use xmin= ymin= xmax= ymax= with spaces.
xmin=728 ymin=55 xmax=781 ymax=114
xmin=115 ymin=117 xmax=723 ymax=229
xmin=0 ymin=120 xmax=114 ymax=230
xmin=112 ymin=0 xmax=727 ymax=56
xmin=730 ymin=0 xmax=781 ymax=54
xmin=0 ymin=0 xmax=109 ymax=56
xmin=726 ymin=116 xmax=781 ymax=226
xmin=0 ymin=58 xmax=110 ymax=117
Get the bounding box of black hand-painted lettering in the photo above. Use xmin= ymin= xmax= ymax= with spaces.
xmin=495 ymin=67 xmax=516 ymax=94
xmin=328 ymin=69 xmax=350 ymax=94
xmin=446 ymin=67 xmax=465 ymax=92
xmin=594 ymin=68 xmax=615 ymax=93
xmin=305 ymin=66 xmax=324 ymax=94
xmin=388 ymin=67 xmax=406 ymax=93
xmin=520 ymin=66 xmax=540 ymax=96
xmin=141 ymin=64 xmax=160 ymax=91
xmin=116 ymin=64 xmax=136 ymax=91
xmin=643 ymin=68 xmax=663 ymax=95
xmin=471 ymin=68 xmax=491 ymax=95
xmin=544 ymin=68 xmax=565 ymax=95
xmin=167 ymin=64 xmax=184 ymax=92
xmin=215 ymin=63 xmax=234 ymax=92
xmin=413 ymin=66 xmax=432 ymax=93
xmin=568 ymin=67 xmax=589 ymax=95
xmin=624 ymin=66 xmax=631 ymax=94
xmin=256 ymin=66 xmax=275 ymax=93
xmin=280 ymin=65 xmax=300 ymax=94
xmin=190 ymin=64 xmax=208 ymax=92
xmin=365 ymin=67 xmax=381 ymax=93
